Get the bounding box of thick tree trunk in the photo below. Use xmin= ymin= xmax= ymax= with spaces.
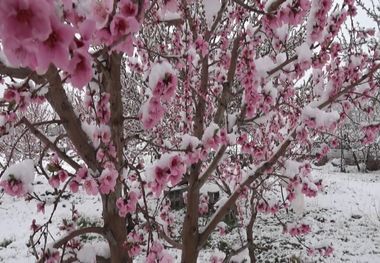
xmin=181 ymin=173 xmax=200 ymax=263
xmin=102 ymin=191 xmax=131 ymax=263
xmin=102 ymin=52 xmax=131 ymax=263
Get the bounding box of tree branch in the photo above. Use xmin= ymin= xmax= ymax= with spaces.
xmin=19 ymin=117 xmax=80 ymax=170
xmin=53 ymin=226 xmax=105 ymax=249
xmin=44 ymin=67 xmax=98 ymax=171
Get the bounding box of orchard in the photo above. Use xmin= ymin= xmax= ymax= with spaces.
xmin=0 ymin=0 xmax=379 ymax=262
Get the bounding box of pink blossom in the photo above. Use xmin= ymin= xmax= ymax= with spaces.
xmin=116 ymin=191 xmax=139 ymax=217
xmin=49 ymin=175 xmax=60 ymax=189
xmin=128 ymin=244 xmax=141 ymax=257
xmin=37 ymin=202 xmax=45 ymax=214
xmin=2 ymin=37 xmax=37 ymax=68
xmin=69 ymin=180 xmax=79 ymax=193
xmin=168 ymin=155 xmax=185 ymax=185
xmin=98 ymin=168 xmax=118 ymax=194
xmin=199 ymin=194 xmax=209 ymax=215
xmin=146 ymin=241 xmax=174 ymax=263
xmin=58 ymin=170 xmax=69 ymax=183
xmin=0 ymin=0 xmax=52 ymax=41
xmin=100 ymin=125 xmax=112 ymax=144
xmin=152 ymin=73 xmax=178 ymax=102
xmin=210 ymin=255 xmax=223 ymax=263
xmin=154 ymin=166 xmax=169 ymax=185
xmin=3 ymin=88 xmax=21 ymax=103
xmin=149 ymin=180 xmax=164 ymax=197
xmin=83 ymin=178 xmax=99 ymax=195
xmin=287 ymin=223 xmax=311 ymax=236
xmin=162 ymin=0 xmax=178 ymax=13
xmin=195 ymin=37 xmax=209 ymax=57
xmin=68 ymin=49 xmax=93 ymax=88
xmin=90 ymin=0 xmax=113 ymax=29
xmin=76 ymin=167 xmax=88 ymax=181
xmin=42 ymin=248 xmax=60 ymax=263
xmin=0 ymin=177 xmax=26 ymax=197
xmin=111 ymin=34 xmax=135 ymax=55
xmin=119 ymin=0 xmax=138 ymax=17
xmin=36 ymin=17 xmax=74 ymax=71
xmin=110 ymin=15 xmax=139 ymax=38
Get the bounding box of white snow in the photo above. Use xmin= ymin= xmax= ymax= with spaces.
xmin=202 ymin=122 xmax=219 ymax=142
xmin=180 ymin=134 xmax=201 ymax=149
xmin=77 ymin=244 xmax=97 ymax=263
xmin=148 ymin=61 xmax=175 ymax=90
xmin=1 ymin=164 xmax=380 ymax=262
xmin=302 ymin=105 xmax=340 ymax=129
xmin=1 ymin=159 xmax=35 ymax=193
xmin=296 ymin=43 xmax=313 ymax=63
xmin=203 ymin=0 xmax=221 ymax=29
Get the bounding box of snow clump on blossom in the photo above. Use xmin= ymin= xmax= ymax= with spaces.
xmin=145 ymin=153 xmax=186 ymax=196
xmin=140 ymin=61 xmax=178 ymax=129
xmin=0 ymin=159 xmax=35 ymax=197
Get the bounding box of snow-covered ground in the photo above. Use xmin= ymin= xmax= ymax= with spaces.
xmin=244 ymin=164 xmax=380 ymax=262
xmin=0 ymin=164 xmax=380 ymax=262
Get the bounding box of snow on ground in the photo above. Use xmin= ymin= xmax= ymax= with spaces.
xmin=242 ymin=164 xmax=380 ymax=262
xmin=0 ymin=164 xmax=380 ymax=262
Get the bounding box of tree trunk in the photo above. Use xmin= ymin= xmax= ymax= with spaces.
xmin=102 ymin=191 xmax=131 ymax=263
xmin=102 ymin=52 xmax=131 ymax=263
xmin=247 ymin=201 xmax=257 ymax=263
xmin=181 ymin=177 xmax=200 ymax=263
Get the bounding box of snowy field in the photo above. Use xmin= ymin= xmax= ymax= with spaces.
xmin=0 ymin=164 xmax=379 ymax=262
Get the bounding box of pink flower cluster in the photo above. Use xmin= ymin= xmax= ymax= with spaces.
xmin=148 ymin=154 xmax=186 ymax=196
xmin=0 ymin=0 xmax=70 ymax=70
xmin=307 ymin=0 xmax=332 ymax=42
xmin=69 ymin=167 xmax=95 ymax=195
xmin=116 ymin=190 xmax=139 ymax=217
xmin=48 ymin=170 xmax=69 ymax=189
xmin=202 ymin=126 xmax=230 ymax=152
xmin=92 ymin=124 xmax=111 ymax=147
xmin=315 ymin=143 xmax=330 ymax=162
xmin=126 ymin=230 xmax=144 ymax=257
xmin=146 ymin=241 xmax=174 ymax=263
xmin=216 ymin=222 xmax=227 ymax=236
xmin=361 ymin=124 xmax=380 ymax=145
xmin=140 ymin=61 xmax=178 ymax=129
xmin=199 ymin=194 xmax=209 ymax=215
xmin=40 ymin=248 xmax=60 ymax=263
xmin=98 ymin=166 xmax=118 ymax=194
xmin=307 ymin=244 xmax=334 ymax=257
xmin=262 ymin=0 xmax=311 ymax=37
xmin=210 ymin=254 xmax=224 ymax=263
xmin=257 ymin=200 xmax=279 ymax=214
xmin=195 ymin=36 xmax=209 ymax=57
xmin=284 ymin=162 xmax=322 ymax=203
xmin=3 ymin=85 xmax=32 ymax=111
xmin=159 ymin=201 xmax=174 ymax=234
xmin=0 ymin=0 xmax=141 ymax=88
xmin=286 ymin=223 xmax=311 ymax=236
xmin=46 ymin=154 xmax=69 ymax=189
xmin=0 ymin=176 xmax=26 ymax=197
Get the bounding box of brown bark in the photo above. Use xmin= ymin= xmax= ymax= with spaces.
xmin=101 ymin=52 xmax=131 ymax=263
xmin=180 ymin=54 xmax=210 ymax=263
xmin=102 ymin=194 xmax=130 ymax=263
xmin=246 ymin=199 xmax=257 ymax=263
xmin=45 ymin=67 xmax=99 ymax=171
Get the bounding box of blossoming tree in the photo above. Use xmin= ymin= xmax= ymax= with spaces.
xmin=0 ymin=0 xmax=379 ymax=262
